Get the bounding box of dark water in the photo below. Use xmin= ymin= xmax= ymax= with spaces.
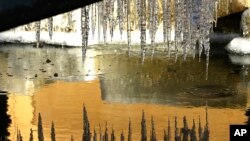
xmin=0 ymin=44 xmax=249 ymax=141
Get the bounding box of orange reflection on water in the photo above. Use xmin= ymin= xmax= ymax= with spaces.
xmin=8 ymin=80 xmax=247 ymax=141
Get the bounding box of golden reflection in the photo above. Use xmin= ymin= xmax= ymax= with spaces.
xmin=5 ymin=80 xmax=243 ymax=141
xmin=7 ymin=94 xmax=34 ymax=141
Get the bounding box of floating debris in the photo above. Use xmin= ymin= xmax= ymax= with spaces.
xmin=54 ymin=73 xmax=58 ymax=77
xmin=46 ymin=59 xmax=51 ymax=63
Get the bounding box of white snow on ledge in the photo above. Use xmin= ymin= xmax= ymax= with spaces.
xmin=0 ymin=26 xmax=175 ymax=47
xmin=225 ymin=37 xmax=250 ymax=54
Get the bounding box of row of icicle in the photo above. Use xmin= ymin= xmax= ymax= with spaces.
xmin=34 ymin=0 xmax=219 ymax=59
xmin=16 ymin=105 xmax=209 ymax=141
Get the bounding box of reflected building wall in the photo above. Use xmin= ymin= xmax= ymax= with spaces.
xmin=98 ymin=54 xmax=247 ymax=107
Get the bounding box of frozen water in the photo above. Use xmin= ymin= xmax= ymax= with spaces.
xmin=0 ymin=0 xmax=218 ymax=59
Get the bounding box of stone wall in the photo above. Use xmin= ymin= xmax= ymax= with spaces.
xmin=218 ymin=0 xmax=249 ymax=18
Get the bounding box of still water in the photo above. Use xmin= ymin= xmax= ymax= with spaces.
xmin=0 ymin=44 xmax=249 ymax=141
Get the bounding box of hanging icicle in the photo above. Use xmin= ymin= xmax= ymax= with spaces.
xmin=67 ymin=11 xmax=73 ymax=30
xmin=127 ymin=0 xmax=131 ymax=54
xmin=140 ymin=0 xmax=146 ymax=59
xmin=162 ymin=0 xmax=167 ymax=49
xmin=98 ymin=2 xmax=103 ymax=42
xmin=91 ymin=3 xmax=97 ymax=39
xmin=48 ymin=17 xmax=53 ymax=40
xmin=166 ymin=0 xmax=172 ymax=54
xmin=35 ymin=21 xmax=41 ymax=48
xmin=81 ymin=5 xmax=90 ymax=55
xmin=109 ymin=0 xmax=115 ymax=41
xmin=137 ymin=0 xmax=141 ymax=30
xmin=102 ymin=0 xmax=107 ymax=44
xmin=150 ymin=0 xmax=159 ymax=55
xmin=117 ymin=0 xmax=124 ymax=39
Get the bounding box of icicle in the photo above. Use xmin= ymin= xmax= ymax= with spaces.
xmin=148 ymin=0 xmax=153 ymax=36
xmin=140 ymin=0 xmax=146 ymax=58
xmin=48 ymin=17 xmax=53 ymax=40
xmin=214 ymin=1 xmax=218 ymax=27
xmin=81 ymin=6 xmax=90 ymax=55
xmin=127 ymin=0 xmax=131 ymax=54
xmin=91 ymin=3 xmax=97 ymax=39
xmin=150 ymin=0 xmax=159 ymax=55
xmin=35 ymin=21 xmax=41 ymax=48
xmin=98 ymin=2 xmax=102 ymax=42
xmin=109 ymin=0 xmax=115 ymax=41
xmin=137 ymin=0 xmax=141 ymax=30
xmin=182 ymin=0 xmax=192 ymax=60
xmin=102 ymin=0 xmax=107 ymax=45
xmin=67 ymin=11 xmax=73 ymax=29
xmin=174 ymin=0 xmax=181 ymax=51
xmin=162 ymin=0 xmax=167 ymax=49
xmin=166 ymin=0 xmax=172 ymax=54
xmin=117 ymin=0 xmax=124 ymax=39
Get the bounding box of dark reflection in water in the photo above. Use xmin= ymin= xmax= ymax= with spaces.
xmin=246 ymin=109 xmax=250 ymax=125
xmin=99 ymin=53 xmax=247 ymax=107
xmin=0 ymin=95 xmax=11 ymax=141
xmin=0 ymin=44 xmax=248 ymax=141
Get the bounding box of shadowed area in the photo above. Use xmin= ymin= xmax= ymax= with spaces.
xmin=0 ymin=0 xmax=100 ymax=31
xmin=0 ymin=95 xmax=11 ymax=140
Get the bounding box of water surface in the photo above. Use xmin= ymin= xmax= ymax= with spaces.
xmin=0 ymin=44 xmax=249 ymax=141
